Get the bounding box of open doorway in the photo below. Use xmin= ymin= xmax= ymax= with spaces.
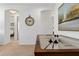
xmin=5 ymin=9 xmax=19 ymax=43
xmin=10 ymin=15 xmax=15 ymax=40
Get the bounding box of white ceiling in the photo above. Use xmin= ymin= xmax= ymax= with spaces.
xmin=0 ymin=3 xmax=57 ymax=9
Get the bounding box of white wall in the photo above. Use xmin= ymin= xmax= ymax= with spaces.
xmin=5 ymin=10 xmax=11 ymax=44
xmin=18 ymin=9 xmax=40 ymax=44
xmin=18 ymin=9 xmax=54 ymax=44
xmin=39 ymin=10 xmax=54 ymax=34
xmin=0 ymin=8 xmax=5 ymax=44
xmin=0 ymin=3 xmax=56 ymax=45
xmin=1 ymin=3 xmax=79 ymax=45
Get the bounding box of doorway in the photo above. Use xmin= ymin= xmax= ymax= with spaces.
xmin=5 ymin=9 xmax=19 ymax=43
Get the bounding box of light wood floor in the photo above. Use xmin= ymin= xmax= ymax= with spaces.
xmin=0 ymin=37 xmax=35 ymax=56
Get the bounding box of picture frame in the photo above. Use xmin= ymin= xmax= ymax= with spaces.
xmin=58 ymin=3 xmax=79 ymax=31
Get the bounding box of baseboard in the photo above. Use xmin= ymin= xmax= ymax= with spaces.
xmin=3 ymin=40 xmax=10 ymax=45
xmin=19 ymin=42 xmax=35 ymax=45
xmin=0 ymin=42 xmax=4 ymax=45
xmin=0 ymin=40 xmax=10 ymax=45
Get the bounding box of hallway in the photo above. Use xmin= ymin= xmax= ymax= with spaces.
xmin=0 ymin=38 xmax=34 ymax=56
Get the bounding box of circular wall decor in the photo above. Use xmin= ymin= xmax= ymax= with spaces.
xmin=25 ymin=15 xmax=34 ymax=26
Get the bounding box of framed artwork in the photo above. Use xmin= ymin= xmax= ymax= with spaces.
xmin=58 ymin=3 xmax=79 ymax=31
xmin=25 ymin=15 xmax=34 ymax=26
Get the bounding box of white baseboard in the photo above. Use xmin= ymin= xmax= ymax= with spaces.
xmin=3 ymin=41 xmax=10 ymax=45
xmin=0 ymin=42 xmax=4 ymax=45
xmin=19 ymin=42 xmax=35 ymax=45
xmin=0 ymin=41 xmax=35 ymax=45
xmin=0 ymin=40 xmax=10 ymax=45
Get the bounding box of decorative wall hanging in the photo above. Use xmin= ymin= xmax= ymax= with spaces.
xmin=58 ymin=3 xmax=79 ymax=31
xmin=25 ymin=15 xmax=34 ymax=26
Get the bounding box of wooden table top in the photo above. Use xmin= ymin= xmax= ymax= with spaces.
xmin=34 ymin=35 xmax=79 ymax=53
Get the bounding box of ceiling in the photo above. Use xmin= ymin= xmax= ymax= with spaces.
xmin=0 ymin=3 xmax=57 ymax=9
